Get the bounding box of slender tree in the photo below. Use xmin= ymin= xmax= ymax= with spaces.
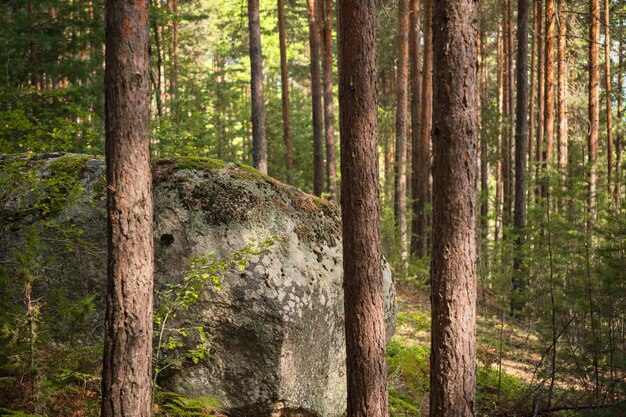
xmin=604 ymin=0 xmax=613 ymax=195
xmin=248 ymin=0 xmax=268 ymax=173
xmin=409 ymin=0 xmax=422 ymax=258
xmin=536 ymin=0 xmax=545 ymax=201
xmin=495 ymin=28 xmax=504 ymax=242
xmin=321 ymin=0 xmax=336 ymax=199
xmin=430 ymin=0 xmax=478 ymax=414
xmin=557 ymin=0 xmax=568 ymax=187
xmin=415 ymin=0 xmax=432 ymax=257
xmin=167 ymin=0 xmax=178 ymax=105
xmin=512 ymin=0 xmax=529 ymax=316
xmin=529 ymin=0 xmax=538 ymax=170
xmin=307 ymin=0 xmax=325 ymax=196
xmin=394 ymin=0 xmax=409 ymax=272
xmin=544 ymin=0 xmax=556 ymax=171
xmin=101 ymin=1 xmax=154 ymax=416
xmin=616 ymin=23 xmax=623 ymax=206
xmin=338 ymin=0 xmax=388 ymax=414
xmin=589 ymin=0 xmax=600 ymax=210
xmin=278 ymin=0 xmax=293 ymax=184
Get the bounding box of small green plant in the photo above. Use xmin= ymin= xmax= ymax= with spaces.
xmin=152 ymin=236 xmax=280 ymax=385
xmin=153 ymin=391 xmax=224 ymax=417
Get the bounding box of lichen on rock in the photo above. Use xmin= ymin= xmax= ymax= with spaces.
xmin=0 ymin=153 xmax=396 ymax=417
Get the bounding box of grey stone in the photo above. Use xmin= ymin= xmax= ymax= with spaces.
xmin=0 ymin=154 xmax=396 ymax=417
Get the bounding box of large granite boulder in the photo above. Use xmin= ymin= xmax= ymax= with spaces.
xmin=0 ymin=153 xmax=396 ymax=417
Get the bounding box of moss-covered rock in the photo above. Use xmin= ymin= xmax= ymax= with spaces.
xmin=0 ymin=153 xmax=396 ymax=417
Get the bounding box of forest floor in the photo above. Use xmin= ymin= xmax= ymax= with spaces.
xmin=388 ymin=284 xmax=548 ymax=417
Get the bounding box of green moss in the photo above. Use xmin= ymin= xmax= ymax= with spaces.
xmin=231 ymin=163 xmax=272 ymax=181
xmin=47 ymin=155 xmax=92 ymax=179
xmin=174 ymin=156 xmax=225 ymax=171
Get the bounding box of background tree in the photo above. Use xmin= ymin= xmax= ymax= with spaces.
xmin=248 ymin=0 xmax=267 ymax=173
xmin=307 ymin=0 xmax=325 ymax=196
xmin=394 ymin=0 xmax=409 ymax=273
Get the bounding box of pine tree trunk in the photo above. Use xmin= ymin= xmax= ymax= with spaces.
xmin=308 ymin=0 xmax=325 ymax=196
xmin=557 ymin=0 xmax=568 ymax=196
xmin=415 ymin=0 xmax=432 ymax=257
xmin=337 ymin=0 xmax=388 ymax=415
xmin=589 ymin=0 xmax=600 ymax=210
xmin=495 ymin=28 xmax=504 ymax=243
xmin=248 ymin=0 xmax=267 ymax=173
xmin=544 ymin=0 xmax=556 ymax=169
xmin=278 ymin=0 xmax=293 ymax=184
xmin=394 ymin=0 xmax=409 ymax=271
xmin=529 ymin=0 xmax=537 ymax=170
xmin=101 ymin=1 xmax=154 ymax=415
xmin=616 ymin=23 xmax=623 ymax=207
xmin=167 ymin=0 xmax=178 ymax=104
xmin=536 ymin=0 xmax=545 ymax=202
xmin=512 ymin=0 xmax=529 ymax=316
xmin=505 ymin=0 xmax=515 ymax=226
xmin=430 ymin=0 xmax=478 ymax=413
xmin=479 ymin=16 xmax=489 ymax=262
xmin=604 ymin=0 xmax=613 ymax=196
xmin=321 ymin=0 xmax=336 ymax=199
xmin=409 ymin=0 xmax=422 ymax=258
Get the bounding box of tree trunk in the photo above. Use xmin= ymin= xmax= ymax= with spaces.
xmin=214 ymin=56 xmax=224 ymax=159
xmin=394 ymin=0 xmax=409 ymax=272
xmin=544 ymin=0 xmax=556 ymax=170
xmin=589 ymin=0 xmax=600 ymax=210
xmin=101 ymin=1 xmax=154 ymax=416
xmin=248 ymin=0 xmax=268 ymax=173
xmin=495 ymin=27 xmax=504 ymax=243
xmin=337 ymin=0 xmax=388 ymax=415
xmin=430 ymin=0 xmax=478 ymax=414
xmin=504 ymin=0 xmax=515 ymax=226
xmin=604 ymin=0 xmax=613 ymax=196
xmin=616 ymin=22 xmax=623 ymax=207
xmin=308 ymin=0 xmax=325 ymax=196
xmin=167 ymin=0 xmax=178 ymax=105
xmin=278 ymin=0 xmax=293 ymax=184
xmin=536 ymin=0 xmax=545 ymax=202
xmin=479 ymin=16 xmax=488 ymax=262
xmin=512 ymin=0 xmax=529 ymax=316
xmin=409 ymin=0 xmax=422 ymax=258
xmin=150 ymin=0 xmax=164 ymax=119
xmin=529 ymin=0 xmax=537 ymax=170
xmin=415 ymin=0 xmax=432 ymax=257
xmin=557 ymin=0 xmax=568 ymax=196
xmin=321 ymin=0 xmax=336 ymax=199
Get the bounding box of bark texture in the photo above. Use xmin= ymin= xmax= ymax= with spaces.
xmin=248 ymin=0 xmax=267 ymax=173
xmin=101 ymin=1 xmax=154 ymax=416
xmin=337 ymin=0 xmax=388 ymax=415
xmin=278 ymin=0 xmax=293 ymax=184
xmin=394 ymin=0 xmax=409 ymax=271
xmin=513 ymin=0 xmax=529 ymax=315
xmin=589 ymin=0 xmax=600 ymax=209
xmin=409 ymin=0 xmax=422 ymax=258
xmin=604 ymin=0 xmax=613 ymax=195
xmin=429 ymin=0 xmax=478 ymax=413
xmin=557 ymin=0 xmax=568 ymax=185
xmin=617 ymin=26 xmax=623 ymax=206
xmin=544 ymin=0 xmax=556 ymax=167
xmin=308 ymin=0 xmax=325 ymax=197
xmin=415 ymin=0 xmax=432 ymax=257
xmin=321 ymin=0 xmax=336 ymax=199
